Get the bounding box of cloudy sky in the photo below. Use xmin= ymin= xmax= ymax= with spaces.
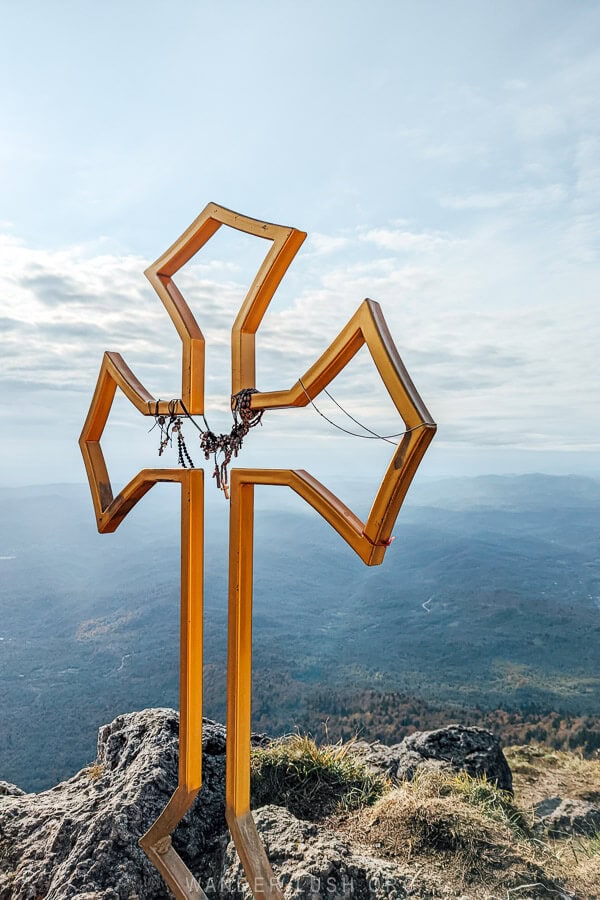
xmin=1 ymin=0 xmax=598 ymax=496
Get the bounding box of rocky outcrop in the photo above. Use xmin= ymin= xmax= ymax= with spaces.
xmin=351 ymin=724 xmax=513 ymax=792
xmin=221 ymin=805 xmax=413 ymax=899
xmin=0 ymin=711 xmax=513 ymax=899
xmin=535 ymin=796 xmax=600 ymax=837
xmin=0 ymin=709 xmax=229 ymax=899
xmin=0 ymin=782 xmax=23 ymax=798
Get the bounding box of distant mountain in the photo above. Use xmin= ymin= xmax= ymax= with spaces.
xmin=408 ymin=473 xmax=600 ymax=512
xmin=0 ymin=473 xmax=598 ymax=790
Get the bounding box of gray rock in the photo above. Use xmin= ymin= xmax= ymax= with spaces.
xmin=534 ymin=796 xmax=564 ymax=818
xmin=0 ymin=709 xmax=230 ymax=900
xmin=0 ymin=781 xmax=24 ymax=798
xmin=347 ymin=741 xmax=401 ymax=778
xmin=221 ymin=805 xmax=412 ymax=899
xmin=0 ymin=712 xmax=514 ymax=899
xmin=396 ymin=725 xmax=513 ymax=792
xmin=535 ymin=796 xmax=600 ymax=837
xmin=351 ymin=725 xmax=512 ymax=793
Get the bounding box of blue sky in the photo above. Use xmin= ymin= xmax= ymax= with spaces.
xmin=0 ymin=0 xmax=599 ymax=492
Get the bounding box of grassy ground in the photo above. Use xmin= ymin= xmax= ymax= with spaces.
xmin=251 ymin=733 xmax=388 ymax=820
xmin=346 ymin=769 xmax=600 ymax=899
xmin=251 ymin=737 xmax=600 ymax=899
xmin=505 ymin=744 xmax=600 ymax=807
xmin=505 ymin=745 xmax=600 ymax=899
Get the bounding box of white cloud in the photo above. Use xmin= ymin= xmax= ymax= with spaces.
xmin=2 ymin=70 xmax=600 ymax=490
xmin=359 ymin=227 xmax=458 ymax=253
xmin=306 ymin=233 xmax=351 ymax=256
xmin=514 ymin=104 xmax=567 ymax=143
xmin=441 ymin=185 xmax=568 ymax=211
xmin=2 ymin=212 xmax=597 ymax=474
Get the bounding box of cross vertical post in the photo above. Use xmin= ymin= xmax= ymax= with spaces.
xmin=226 ymin=479 xmax=283 ymax=900
xmin=138 ymin=470 xmax=205 ymax=899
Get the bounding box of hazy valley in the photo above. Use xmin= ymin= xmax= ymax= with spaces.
xmin=1 ymin=473 xmax=599 ymax=791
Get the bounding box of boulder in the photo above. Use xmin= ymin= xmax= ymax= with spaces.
xmin=347 ymin=740 xmax=401 ymax=778
xmin=535 ymin=796 xmax=600 ymax=837
xmin=0 ymin=781 xmax=24 ymax=798
xmin=352 ymin=724 xmax=513 ymax=793
xmin=0 ymin=713 xmax=514 ymax=899
xmin=221 ymin=805 xmax=412 ymax=899
xmin=0 ymin=709 xmax=229 ymax=899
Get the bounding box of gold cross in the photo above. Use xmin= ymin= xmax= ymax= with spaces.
xmin=79 ymin=203 xmax=436 ymax=900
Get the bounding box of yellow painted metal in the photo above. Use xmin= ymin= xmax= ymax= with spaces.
xmin=79 ymin=203 xmax=436 ymax=900
xmin=138 ymin=467 xmax=204 ymax=898
xmin=225 ymin=480 xmax=283 ymax=900
xmin=246 ymin=298 xmax=436 ymax=561
xmin=144 ymin=202 xmax=307 ymax=411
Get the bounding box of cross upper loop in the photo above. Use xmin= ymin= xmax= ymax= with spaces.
xmin=80 ymin=205 xmax=436 ymax=557
xmin=144 ymin=202 xmax=307 ymax=413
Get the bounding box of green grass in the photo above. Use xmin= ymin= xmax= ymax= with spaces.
xmin=443 ymin=770 xmax=531 ymax=837
xmin=587 ymin=832 xmax=600 ymax=856
xmin=250 ymin=734 xmax=388 ymax=820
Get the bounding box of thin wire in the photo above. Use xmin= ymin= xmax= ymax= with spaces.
xmin=321 ymin=385 xmax=400 ymax=443
xmin=162 ymin=386 xmax=426 ymax=449
xmin=178 ymin=400 xmax=207 ymax=432
xmin=298 ymin=378 xmax=426 ymax=445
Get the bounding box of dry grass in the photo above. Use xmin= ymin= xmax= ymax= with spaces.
xmin=505 ymin=744 xmax=600 ymax=808
xmin=346 ymin=771 xmax=570 ymax=898
xmin=251 ymin=738 xmax=600 ymax=898
xmin=84 ymin=761 xmax=104 ymax=781
xmin=502 ymin=744 xmax=600 ymax=897
xmin=250 ymin=734 xmax=388 ymax=821
xmin=544 ymin=831 xmax=600 ymax=899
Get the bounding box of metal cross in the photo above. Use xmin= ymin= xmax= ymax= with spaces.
xmin=79 ymin=203 xmax=437 ymax=900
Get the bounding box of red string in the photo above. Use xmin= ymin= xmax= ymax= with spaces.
xmin=362 ymin=531 xmax=395 ymax=548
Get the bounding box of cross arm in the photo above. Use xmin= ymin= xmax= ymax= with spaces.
xmin=249 ymin=298 xmax=436 ymax=431
xmin=79 ymin=350 xmax=190 ymax=532
xmin=240 ymin=298 xmax=436 ymax=561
